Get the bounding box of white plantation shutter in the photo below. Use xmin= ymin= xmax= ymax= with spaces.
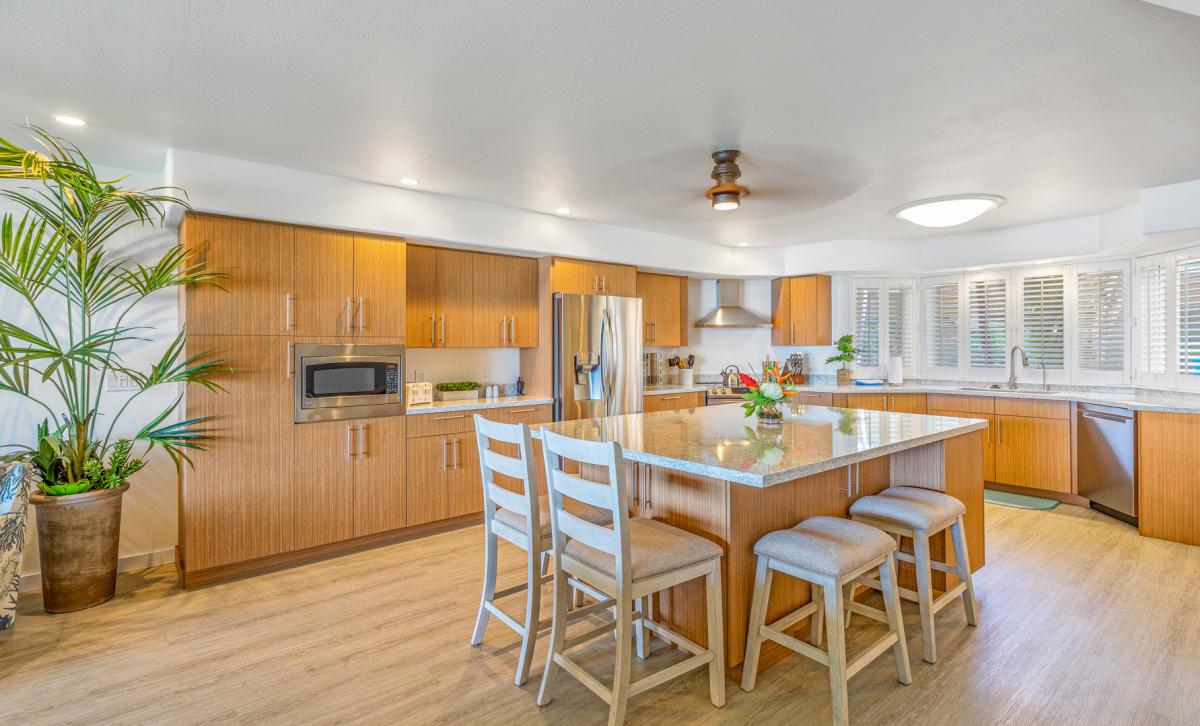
xmin=924 ymin=279 xmax=961 ymax=372
xmin=887 ymin=283 xmax=915 ymax=368
xmin=1021 ymin=272 xmax=1066 ymax=370
xmin=854 ymin=284 xmax=881 ymax=368
xmin=1074 ymin=266 xmax=1127 ymax=379
xmin=1178 ymin=258 xmax=1200 ymax=378
xmin=967 ymin=277 xmax=1007 ymax=370
xmin=1138 ymin=261 xmax=1169 ymax=377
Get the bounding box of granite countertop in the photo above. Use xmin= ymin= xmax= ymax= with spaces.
xmin=793 ymin=382 xmax=1200 ymax=415
xmin=406 ymin=395 xmax=554 ymax=415
xmin=532 ymin=403 xmax=986 ymax=488
xmin=643 ymin=384 xmax=710 ymax=396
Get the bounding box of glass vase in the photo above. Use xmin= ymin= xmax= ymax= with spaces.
xmin=756 ymin=401 xmax=783 ymax=426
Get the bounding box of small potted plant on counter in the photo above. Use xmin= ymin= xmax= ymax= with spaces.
xmin=738 ymin=363 xmax=798 ymax=426
xmin=826 ymin=334 xmax=857 ymax=386
xmin=435 ymin=381 xmax=481 ymax=401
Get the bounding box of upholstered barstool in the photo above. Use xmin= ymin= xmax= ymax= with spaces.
xmin=537 ymin=430 xmax=726 ymax=725
xmin=848 ymin=486 xmax=978 ymax=664
xmin=470 ymin=415 xmax=614 ymax=686
xmin=741 ymin=516 xmax=911 ymax=726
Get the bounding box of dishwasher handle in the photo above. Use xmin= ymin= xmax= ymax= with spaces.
xmin=1080 ymin=410 xmax=1132 ymax=424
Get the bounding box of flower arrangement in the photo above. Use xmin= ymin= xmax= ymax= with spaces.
xmin=738 ymin=363 xmax=798 ymax=424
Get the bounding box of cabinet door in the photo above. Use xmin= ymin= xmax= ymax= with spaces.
xmin=354 ymin=416 xmax=408 ymax=536
xmin=843 ymin=393 xmax=889 ymax=411
xmin=789 ymin=275 xmax=832 ymax=346
xmin=995 ymin=415 xmax=1071 ymax=492
xmin=294 ymin=420 xmax=356 ymax=549
xmin=889 ymin=393 xmax=927 ymax=414
xmin=436 ymin=248 xmax=476 ymax=347
xmin=636 ymin=273 xmax=657 ymax=345
xmin=448 ymin=433 xmax=483 ymax=518
xmin=181 ymin=215 xmax=294 ymax=336
xmin=182 ymin=336 xmax=296 ymax=570
xmin=294 ymin=227 xmax=355 ymax=336
xmin=552 ymin=258 xmax=602 ymax=295
xmin=1138 ymin=412 xmax=1200 ymax=546
xmin=406 ymin=435 xmax=451 ymax=525
xmin=599 ymin=263 xmax=638 ymax=297
xmin=473 ymin=253 xmax=538 ymax=348
xmin=771 ymin=277 xmax=793 ymax=346
xmin=510 ymin=256 xmax=539 ymax=348
xmin=931 ymin=409 xmax=996 ymax=482
xmin=645 ymin=274 xmax=682 ymax=347
xmin=789 ymin=392 xmax=832 ymax=406
xmin=353 ymin=235 xmax=406 ymax=339
xmin=406 ymin=245 xmax=439 ymax=348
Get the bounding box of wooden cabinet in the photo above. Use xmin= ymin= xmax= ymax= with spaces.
xmin=473 ymin=253 xmax=539 ymax=347
xmin=636 ymin=272 xmax=688 ymax=347
xmin=789 ymin=392 xmax=833 ymax=406
xmin=771 ymin=274 xmax=831 ymax=346
xmin=181 ymin=214 xmax=295 ymax=336
xmin=930 ymin=409 xmax=996 ymax=482
xmin=353 ymin=416 xmax=409 ymax=537
xmin=406 ymin=245 xmax=440 ymax=347
xmin=294 ymin=420 xmax=356 ymax=549
xmin=407 ymin=431 xmax=480 ymax=525
xmin=352 ymin=235 xmax=407 ymax=339
xmin=1138 ymin=412 xmax=1200 ymax=546
xmin=837 ymin=391 xmax=926 ymax=414
xmin=551 ymin=258 xmax=637 ymax=296
xmin=994 ymin=414 xmax=1071 ymax=493
xmin=643 ymin=391 xmax=706 ymax=413
xmin=181 ymin=335 xmax=297 ymax=571
xmin=293 ymin=227 xmax=355 ymax=336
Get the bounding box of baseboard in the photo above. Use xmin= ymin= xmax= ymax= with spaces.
xmin=19 ymin=547 xmax=176 ymax=593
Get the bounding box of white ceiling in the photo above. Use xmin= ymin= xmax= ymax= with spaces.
xmin=3 ymin=1 xmax=1200 ymax=247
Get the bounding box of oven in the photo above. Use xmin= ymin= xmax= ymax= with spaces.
xmin=294 ymin=344 xmax=404 ymax=423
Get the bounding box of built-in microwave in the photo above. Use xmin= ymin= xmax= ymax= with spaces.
xmin=294 ymin=344 xmax=404 ymax=423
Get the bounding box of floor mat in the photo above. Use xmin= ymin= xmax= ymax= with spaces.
xmin=985 ymin=489 xmax=1059 ymax=510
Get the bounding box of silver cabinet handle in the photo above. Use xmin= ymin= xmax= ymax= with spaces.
xmin=632 ymin=467 xmax=639 ymax=507
xmin=509 ymin=408 xmax=537 ymax=414
xmin=593 ymin=274 xmax=599 ymax=292
xmin=357 ymin=296 xmax=364 ymax=333
xmin=430 ymin=315 xmax=435 ymax=345
xmin=440 ymin=314 xmax=446 ymax=345
xmin=500 ymin=316 xmax=507 ymax=346
xmin=855 ymin=463 xmax=860 ymax=495
xmin=452 ymin=438 xmax=460 ymax=468
xmin=661 ymin=396 xmax=681 ymax=401
xmin=285 ymin=293 xmax=293 ymax=330
xmin=510 ymin=316 xmax=516 ymax=344
xmin=434 ymin=414 xmax=466 ymax=420
xmin=286 ymin=341 xmax=293 ymax=378
xmin=345 ymin=424 xmax=353 ymax=461
xmin=442 ymin=439 xmax=448 ymax=470
xmin=644 ymin=469 xmax=652 ymax=508
xmin=601 ymin=275 xmax=607 ymax=291
xmin=358 ymin=423 xmax=366 ymax=460
xmin=791 ymin=321 xmax=795 ymax=345
xmin=344 ymin=297 xmax=352 ymax=333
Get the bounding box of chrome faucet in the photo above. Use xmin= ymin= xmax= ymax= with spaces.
xmin=1007 ymin=345 xmax=1029 ymax=390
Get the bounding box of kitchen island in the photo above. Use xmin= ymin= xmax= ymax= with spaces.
xmin=534 ymin=402 xmax=988 ymax=676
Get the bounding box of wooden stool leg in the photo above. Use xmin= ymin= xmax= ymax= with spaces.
xmin=515 ymin=544 xmax=542 ymax=686
xmin=540 ymin=549 xmax=551 ymax=577
xmin=843 ymin=581 xmax=856 ymax=630
xmin=809 ymin=584 xmax=824 ymax=647
xmin=470 ymin=531 xmax=498 ymax=646
xmin=823 ymin=580 xmax=850 ymax=726
xmin=912 ymin=531 xmax=938 ymax=664
xmin=705 ymin=561 xmax=726 ymax=707
xmin=634 ymin=596 xmax=649 ymax=659
xmin=536 ymin=568 xmax=570 ymax=707
xmin=609 ymin=595 xmax=634 ymax=726
xmin=879 ymin=552 xmax=912 ymax=685
xmin=950 ymin=517 xmax=978 ymax=626
xmin=739 ymin=557 xmax=772 ymax=692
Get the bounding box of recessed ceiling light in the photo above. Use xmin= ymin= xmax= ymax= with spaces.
xmin=891 ymin=194 xmax=1005 ymax=228
xmin=400 ymin=178 xmax=420 ymax=186
xmin=736 ymin=242 xmax=749 ymax=247
xmin=555 ymin=208 xmax=571 ymax=215
xmin=54 ymin=115 xmax=86 ymax=127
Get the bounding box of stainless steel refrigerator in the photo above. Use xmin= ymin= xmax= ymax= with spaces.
xmin=553 ymin=293 xmax=643 ymax=421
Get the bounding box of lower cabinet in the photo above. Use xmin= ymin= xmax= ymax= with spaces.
xmin=835 ymin=392 xmax=926 ymax=414
xmin=1137 ymin=412 xmax=1200 ymax=546
xmin=643 ymin=391 xmax=705 ymax=413
xmin=993 ymin=414 xmax=1071 ymax=493
xmin=407 ymin=433 xmax=479 ymax=525
xmin=930 ymin=409 xmax=996 ymax=482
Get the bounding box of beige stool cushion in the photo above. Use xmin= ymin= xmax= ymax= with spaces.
xmin=753 ymin=516 xmax=896 ymax=579
xmin=494 ymin=495 xmax=612 ymax=535
xmin=564 ymin=517 xmax=723 ymax=583
xmin=849 ymin=486 xmax=965 ymax=532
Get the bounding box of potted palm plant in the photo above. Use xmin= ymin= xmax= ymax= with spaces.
xmin=826 ymin=334 xmax=857 ymax=386
xmin=0 ymin=127 xmax=226 ymax=613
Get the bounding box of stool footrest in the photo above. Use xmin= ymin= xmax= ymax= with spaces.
xmin=846 ymin=631 xmax=900 ymax=680
xmin=768 ymin=600 xmax=820 ymax=635
xmin=761 ymin=625 xmax=830 ymax=667
xmin=846 ymin=600 xmax=889 ymax=624
xmin=931 ymin=582 xmax=967 ymax=614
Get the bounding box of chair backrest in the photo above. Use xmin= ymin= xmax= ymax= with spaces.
xmin=474 ymin=415 xmax=542 ymax=541
xmin=540 ymin=429 xmax=631 ymax=587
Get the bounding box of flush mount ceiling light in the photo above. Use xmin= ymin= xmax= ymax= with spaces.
xmin=891 ymin=194 xmax=1005 ymax=228
xmin=53 ymin=114 xmax=86 ymax=127
xmin=555 ymin=207 xmax=571 ymax=215
xmin=706 ymin=149 xmax=749 ymax=211
xmin=400 ymin=177 xmax=420 ymax=186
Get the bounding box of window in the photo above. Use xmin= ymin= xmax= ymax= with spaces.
xmin=1179 ymin=257 xmax=1200 ymax=379
xmin=1020 ymin=269 xmax=1066 ymax=375
xmin=850 ymin=278 xmax=916 ymax=377
xmin=922 ymin=277 xmax=961 ymax=376
xmin=1073 ymin=263 xmax=1128 ymax=384
xmin=1137 ymin=260 xmax=1169 ymax=379
xmin=853 ymin=284 xmax=881 ymax=369
xmin=887 ymin=281 xmax=916 ymax=369
xmin=966 ymin=274 xmax=1008 ymax=377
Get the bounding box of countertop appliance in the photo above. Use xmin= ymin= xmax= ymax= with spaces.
xmin=405 ymin=381 xmax=433 ymax=407
xmin=1076 ymin=403 xmax=1136 ymax=525
xmin=294 ymin=343 xmax=404 ymax=423
xmin=706 ymin=386 xmax=751 ymax=406
xmin=553 ymin=293 xmax=643 ymax=421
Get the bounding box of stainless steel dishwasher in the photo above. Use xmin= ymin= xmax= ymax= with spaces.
xmin=1076 ymin=403 xmax=1136 ymax=525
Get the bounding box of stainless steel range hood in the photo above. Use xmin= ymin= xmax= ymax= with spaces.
xmin=694 ymin=279 xmax=772 ymax=328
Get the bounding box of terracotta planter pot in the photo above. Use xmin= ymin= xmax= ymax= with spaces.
xmin=30 ymin=482 xmax=128 ymax=613
xmin=836 ymin=368 xmax=853 ymax=386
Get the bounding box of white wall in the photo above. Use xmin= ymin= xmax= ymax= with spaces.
xmin=406 ymin=348 xmax=521 ymax=387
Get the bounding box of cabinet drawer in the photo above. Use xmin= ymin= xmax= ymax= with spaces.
xmin=927 ymin=393 xmax=994 ymax=415
xmin=407 ymin=410 xmax=476 ymax=438
xmin=789 ymin=392 xmax=833 ymax=406
xmin=489 ymin=404 xmax=553 ymax=425
xmin=994 ymin=397 xmax=1070 ymax=420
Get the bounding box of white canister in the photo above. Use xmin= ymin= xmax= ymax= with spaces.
xmin=887 ymin=356 xmax=904 ymax=385
xmin=679 ymin=369 xmax=694 ymax=386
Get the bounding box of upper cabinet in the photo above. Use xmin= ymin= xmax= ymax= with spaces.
xmin=352 ymin=234 xmax=407 ymax=338
xmin=771 ymin=274 xmax=832 ymax=346
xmin=181 ymin=214 xmax=296 ymax=336
xmin=551 ymin=258 xmax=637 ymax=297
xmin=636 ymin=272 xmax=688 ymax=347
xmin=473 ymin=252 xmax=539 ymax=348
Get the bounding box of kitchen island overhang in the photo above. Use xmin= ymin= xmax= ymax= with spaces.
xmin=531 ymin=403 xmax=988 ymax=677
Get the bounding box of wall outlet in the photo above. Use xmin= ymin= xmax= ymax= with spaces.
xmin=412 ymin=369 xmax=424 ymax=382
xmin=108 ymin=373 xmax=138 ymax=392
xmin=482 ymin=367 xmax=491 ymax=384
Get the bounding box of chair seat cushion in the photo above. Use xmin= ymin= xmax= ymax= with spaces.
xmin=564 ymin=517 xmax=722 ymax=583
xmin=849 ymin=486 xmax=965 ymax=532
xmin=753 ymin=516 xmax=896 ymax=579
xmin=494 ymin=494 xmax=612 ymax=536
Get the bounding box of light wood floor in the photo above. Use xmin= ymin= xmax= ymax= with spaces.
xmin=3 ymin=503 xmax=1200 ymax=725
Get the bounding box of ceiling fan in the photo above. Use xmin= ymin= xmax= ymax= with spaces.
xmin=706 ymin=149 xmax=749 ymax=211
